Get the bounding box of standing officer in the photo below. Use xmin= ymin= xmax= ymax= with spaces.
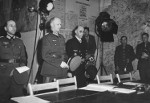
xmin=136 ymin=33 xmax=150 ymax=84
xmin=41 ymin=17 xmax=68 ymax=82
xmin=0 ymin=20 xmax=28 ymax=102
xmin=114 ymin=36 xmax=135 ymax=74
xmin=66 ymin=26 xmax=87 ymax=88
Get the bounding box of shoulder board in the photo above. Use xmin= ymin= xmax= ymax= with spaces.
xmin=0 ymin=36 xmax=4 ymax=38
xmin=45 ymin=33 xmax=49 ymax=35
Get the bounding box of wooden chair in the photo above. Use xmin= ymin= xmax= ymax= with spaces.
xmin=57 ymin=76 xmax=77 ymax=92
xmin=27 ymin=80 xmax=59 ymax=96
xmin=96 ymin=74 xmax=113 ymax=84
xmin=116 ymin=72 xmax=132 ymax=83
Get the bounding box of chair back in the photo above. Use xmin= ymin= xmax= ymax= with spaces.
xmin=97 ymin=74 xmax=113 ymax=84
xmin=58 ymin=76 xmax=77 ymax=92
xmin=116 ymin=72 xmax=132 ymax=83
xmin=28 ymin=80 xmax=59 ymax=96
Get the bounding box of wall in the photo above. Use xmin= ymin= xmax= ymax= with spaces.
xmin=100 ymin=0 xmax=150 ymax=77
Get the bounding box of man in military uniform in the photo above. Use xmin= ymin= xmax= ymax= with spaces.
xmin=41 ymin=17 xmax=68 ymax=82
xmin=0 ymin=20 xmax=28 ymax=102
xmin=136 ymin=33 xmax=150 ymax=84
xmin=114 ymin=36 xmax=135 ymax=74
xmin=66 ymin=26 xmax=87 ymax=88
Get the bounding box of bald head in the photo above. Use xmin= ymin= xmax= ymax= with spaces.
xmin=50 ymin=17 xmax=61 ymax=33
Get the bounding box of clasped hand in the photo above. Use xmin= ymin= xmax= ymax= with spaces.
xmin=141 ymin=52 xmax=149 ymax=59
xmin=60 ymin=61 xmax=69 ymax=69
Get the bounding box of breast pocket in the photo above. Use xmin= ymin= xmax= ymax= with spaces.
xmin=13 ymin=44 xmax=22 ymax=55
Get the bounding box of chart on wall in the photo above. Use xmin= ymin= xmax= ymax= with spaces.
xmin=49 ymin=0 xmax=66 ymax=29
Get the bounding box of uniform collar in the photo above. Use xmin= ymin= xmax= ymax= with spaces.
xmin=6 ymin=34 xmax=16 ymax=40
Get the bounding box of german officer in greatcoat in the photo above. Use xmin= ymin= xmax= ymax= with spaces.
xmin=0 ymin=20 xmax=28 ymax=102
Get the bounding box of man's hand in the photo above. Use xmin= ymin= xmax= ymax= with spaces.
xmin=60 ymin=61 xmax=69 ymax=69
xmin=141 ymin=52 xmax=149 ymax=59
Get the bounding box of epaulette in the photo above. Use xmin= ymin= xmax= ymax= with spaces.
xmin=45 ymin=33 xmax=49 ymax=35
xmin=0 ymin=36 xmax=4 ymax=38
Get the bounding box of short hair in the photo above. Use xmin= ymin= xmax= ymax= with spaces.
xmin=120 ymin=36 xmax=127 ymax=41
xmin=84 ymin=27 xmax=89 ymax=32
xmin=141 ymin=32 xmax=149 ymax=38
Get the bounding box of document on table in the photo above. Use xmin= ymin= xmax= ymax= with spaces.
xmin=16 ymin=66 xmax=30 ymax=73
xmin=123 ymin=82 xmax=142 ymax=86
xmin=109 ymin=88 xmax=136 ymax=94
xmin=80 ymin=84 xmax=117 ymax=92
xmin=11 ymin=96 xmax=50 ymax=103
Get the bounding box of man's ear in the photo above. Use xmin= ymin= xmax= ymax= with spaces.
xmin=75 ymin=29 xmax=77 ymax=34
xmin=4 ymin=27 xmax=6 ymax=31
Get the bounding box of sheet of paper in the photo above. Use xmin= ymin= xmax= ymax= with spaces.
xmin=80 ymin=86 xmax=107 ymax=92
xmin=123 ymin=82 xmax=142 ymax=86
xmin=11 ymin=96 xmax=50 ymax=103
xmin=109 ymin=88 xmax=136 ymax=94
xmin=80 ymin=84 xmax=117 ymax=92
xmin=16 ymin=66 xmax=30 ymax=73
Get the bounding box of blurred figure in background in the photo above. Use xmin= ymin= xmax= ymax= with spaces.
xmin=114 ymin=36 xmax=135 ymax=74
xmin=136 ymin=33 xmax=150 ymax=84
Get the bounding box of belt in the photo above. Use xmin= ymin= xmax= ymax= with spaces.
xmin=0 ymin=59 xmax=20 ymax=63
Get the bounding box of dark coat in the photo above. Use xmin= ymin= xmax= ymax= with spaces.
xmin=114 ymin=44 xmax=135 ymax=73
xmin=41 ymin=33 xmax=67 ymax=78
xmin=66 ymin=37 xmax=87 ymax=88
xmin=83 ymin=35 xmax=96 ymax=56
xmin=136 ymin=42 xmax=150 ymax=83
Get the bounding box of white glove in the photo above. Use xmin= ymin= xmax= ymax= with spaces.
xmin=60 ymin=61 xmax=69 ymax=69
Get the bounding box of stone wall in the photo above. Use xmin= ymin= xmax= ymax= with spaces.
xmin=100 ymin=0 xmax=150 ymax=74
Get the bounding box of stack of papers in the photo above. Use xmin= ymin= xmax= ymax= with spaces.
xmin=109 ymin=88 xmax=136 ymax=94
xmin=11 ymin=96 xmax=50 ymax=103
xmin=80 ymin=84 xmax=117 ymax=92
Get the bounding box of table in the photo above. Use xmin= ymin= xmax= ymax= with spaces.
xmin=11 ymin=83 xmax=150 ymax=103
xmin=37 ymin=89 xmax=150 ymax=103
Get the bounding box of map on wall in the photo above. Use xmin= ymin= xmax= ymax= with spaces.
xmin=49 ymin=0 xmax=66 ymax=29
xmin=65 ymin=11 xmax=78 ymax=30
xmin=88 ymin=16 xmax=96 ymax=32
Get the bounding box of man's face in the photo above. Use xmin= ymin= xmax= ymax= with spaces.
xmin=121 ymin=37 xmax=127 ymax=45
xmin=142 ymin=35 xmax=149 ymax=43
xmin=5 ymin=20 xmax=16 ymax=35
xmin=84 ymin=29 xmax=89 ymax=37
xmin=51 ymin=18 xmax=61 ymax=32
xmin=76 ymin=26 xmax=84 ymax=39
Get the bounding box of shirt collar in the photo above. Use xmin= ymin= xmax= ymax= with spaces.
xmin=75 ymin=35 xmax=82 ymax=43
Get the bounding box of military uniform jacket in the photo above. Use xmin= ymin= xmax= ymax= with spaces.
xmin=84 ymin=35 xmax=96 ymax=56
xmin=41 ymin=33 xmax=66 ymax=77
xmin=0 ymin=35 xmax=27 ymax=84
xmin=136 ymin=42 xmax=150 ymax=70
xmin=66 ymin=37 xmax=87 ymax=58
xmin=114 ymin=44 xmax=135 ymax=72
